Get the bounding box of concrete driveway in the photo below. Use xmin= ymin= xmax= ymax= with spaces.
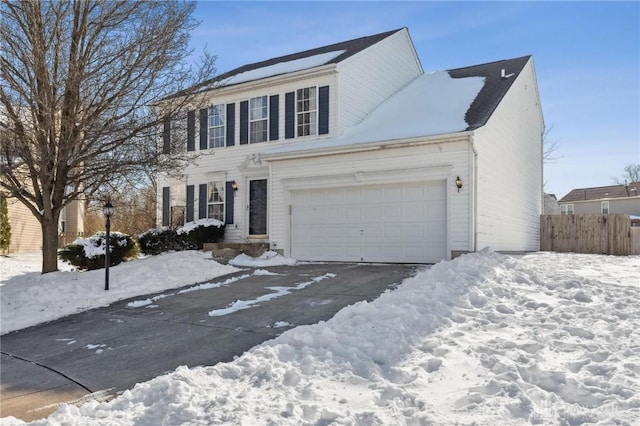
xmin=0 ymin=262 xmax=419 ymax=421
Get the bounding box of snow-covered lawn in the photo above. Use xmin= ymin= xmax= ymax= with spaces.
xmin=1 ymin=250 xmax=639 ymax=425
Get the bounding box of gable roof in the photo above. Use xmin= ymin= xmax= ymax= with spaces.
xmin=448 ymin=55 xmax=532 ymax=130
xmin=197 ymin=28 xmax=403 ymax=91
xmin=560 ymin=182 xmax=640 ymax=202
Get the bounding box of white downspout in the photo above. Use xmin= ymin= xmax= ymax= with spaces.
xmin=470 ymin=136 xmax=478 ymax=252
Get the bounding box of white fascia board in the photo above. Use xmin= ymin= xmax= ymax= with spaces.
xmin=263 ymin=131 xmax=474 ymax=162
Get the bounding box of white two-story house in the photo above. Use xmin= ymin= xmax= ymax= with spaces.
xmin=157 ymin=27 xmax=544 ymax=263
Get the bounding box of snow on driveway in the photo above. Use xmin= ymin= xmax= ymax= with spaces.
xmin=2 ymin=249 xmax=638 ymax=425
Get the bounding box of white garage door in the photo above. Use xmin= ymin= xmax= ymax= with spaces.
xmin=290 ymin=180 xmax=447 ymax=263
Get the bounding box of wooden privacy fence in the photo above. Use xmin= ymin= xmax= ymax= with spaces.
xmin=540 ymin=214 xmax=638 ymax=256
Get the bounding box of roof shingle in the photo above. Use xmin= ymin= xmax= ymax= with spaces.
xmin=560 ymin=182 xmax=640 ymax=202
xmin=448 ymin=56 xmax=532 ymax=130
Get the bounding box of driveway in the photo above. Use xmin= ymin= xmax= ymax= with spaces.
xmin=0 ymin=262 xmax=419 ymax=421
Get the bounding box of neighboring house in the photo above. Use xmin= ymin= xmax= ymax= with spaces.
xmin=157 ymin=28 xmax=544 ymax=263
xmin=3 ymin=194 xmax=84 ymax=253
xmin=544 ymin=193 xmax=561 ymax=214
xmin=1 ymin=171 xmax=85 ymax=253
xmin=558 ymin=182 xmax=640 ymax=218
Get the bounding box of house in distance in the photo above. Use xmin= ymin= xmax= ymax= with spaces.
xmin=157 ymin=27 xmax=544 ymax=263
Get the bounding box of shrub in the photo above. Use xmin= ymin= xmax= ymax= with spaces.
xmin=138 ymin=219 xmax=225 ymax=255
xmin=138 ymin=228 xmax=183 ymax=255
xmin=177 ymin=219 xmax=225 ymax=249
xmin=59 ymin=232 xmax=137 ymax=271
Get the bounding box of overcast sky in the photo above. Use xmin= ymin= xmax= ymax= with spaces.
xmin=189 ymin=1 xmax=639 ymax=199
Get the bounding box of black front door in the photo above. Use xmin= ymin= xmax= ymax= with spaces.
xmin=249 ymin=179 xmax=267 ymax=235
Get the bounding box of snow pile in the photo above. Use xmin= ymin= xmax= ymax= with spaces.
xmin=8 ymin=250 xmax=638 ymax=425
xmin=0 ymin=251 xmax=239 ymax=334
xmin=229 ymin=250 xmax=297 ymax=267
xmin=176 ymin=218 xmax=224 ymax=235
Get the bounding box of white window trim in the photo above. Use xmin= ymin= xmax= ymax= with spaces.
xmin=296 ymin=86 xmax=317 ymax=137
xmin=249 ymin=96 xmax=268 ymax=144
xmin=601 ymin=201 xmax=609 ymax=214
xmin=207 ymin=181 xmax=225 ymax=222
xmin=560 ymin=204 xmax=574 ymax=215
xmin=208 ymin=104 xmax=225 ymax=148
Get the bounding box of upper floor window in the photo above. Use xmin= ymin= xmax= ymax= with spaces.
xmin=296 ymin=86 xmax=317 ymax=136
xmin=250 ymin=96 xmax=268 ymax=143
xmin=207 ymin=181 xmax=225 ymax=222
xmin=560 ymin=204 xmax=574 ymax=215
xmin=601 ymin=201 xmax=609 ymax=214
xmin=208 ymin=104 xmax=225 ymax=148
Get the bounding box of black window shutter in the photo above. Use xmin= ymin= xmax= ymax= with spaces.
xmin=186 ymin=185 xmax=194 ymax=222
xmin=285 ymin=92 xmax=295 ymax=139
xmin=198 ymin=184 xmax=207 ymax=219
xmin=269 ymin=95 xmax=279 ymax=141
xmin=319 ymin=86 xmax=329 ymax=135
xmin=199 ymin=108 xmax=208 ymax=150
xmin=226 ymin=103 xmax=235 ymax=146
xmin=225 ymin=181 xmax=235 ymax=224
xmin=187 ymin=110 xmax=195 ymax=151
xmin=162 ymin=117 xmax=171 ymax=154
xmin=240 ymin=101 xmax=248 ymax=145
xmin=162 ymin=187 xmax=170 ymax=226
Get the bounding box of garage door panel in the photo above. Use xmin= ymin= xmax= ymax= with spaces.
xmin=291 ymin=181 xmax=446 ymax=263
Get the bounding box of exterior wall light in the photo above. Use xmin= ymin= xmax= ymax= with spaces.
xmin=455 ymin=176 xmax=463 ymax=192
xmin=231 ymin=180 xmax=238 ymax=191
xmin=103 ymin=200 xmax=114 ymax=291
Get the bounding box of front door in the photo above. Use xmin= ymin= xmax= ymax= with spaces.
xmin=249 ymin=179 xmax=267 ymax=236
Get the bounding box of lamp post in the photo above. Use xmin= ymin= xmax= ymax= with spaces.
xmin=103 ymin=200 xmax=114 ymax=291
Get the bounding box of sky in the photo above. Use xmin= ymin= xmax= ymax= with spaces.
xmin=2 ymin=250 xmax=639 ymax=423
xmin=188 ymin=1 xmax=640 ymax=199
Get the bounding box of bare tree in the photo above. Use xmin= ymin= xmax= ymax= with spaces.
xmin=543 ymin=125 xmax=558 ymax=164
xmin=0 ymin=1 xmax=215 ymax=273
xmin=612 ymin=163 xmax=640 ymax=185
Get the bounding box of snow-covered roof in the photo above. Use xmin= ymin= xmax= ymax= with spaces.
xmin=265 ymin=55 xmax=532 ymax=158
xmin=196 ymin=29 xmax=403 ymax=90
xmin=222 ymin=50 xmax=346 ymax=86
xmin=265 ymin=71 xmax=484 ymax=156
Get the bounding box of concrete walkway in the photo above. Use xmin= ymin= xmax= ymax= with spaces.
xmin=0 ymin=262 xmax=419 ymax=421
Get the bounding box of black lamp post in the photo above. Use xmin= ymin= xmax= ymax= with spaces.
xmin=103 ymin=200 xmax=114 ymax=291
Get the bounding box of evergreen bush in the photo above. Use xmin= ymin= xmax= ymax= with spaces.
xmin=138 ymin=228 xmax=182 ymax=255
xmin=138 ymin=219 xmax=225 ymax=255
xmin=59 ymin=232 xmax=137 ymax=270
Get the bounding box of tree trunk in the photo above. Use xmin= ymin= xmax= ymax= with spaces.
xmin=41 ymin=217 xmax=60 ymax=273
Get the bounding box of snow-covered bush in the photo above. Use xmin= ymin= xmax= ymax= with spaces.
xmin=177 ymin=219 xmax=225 ymax=250
xmin=59 ymin=232 xmax=137 ymax=270
xmin=138 ymin=219 xmax=225 ymax=255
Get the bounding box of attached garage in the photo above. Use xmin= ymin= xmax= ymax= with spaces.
xmin=290 ymin=180 xmax=447 ymax=263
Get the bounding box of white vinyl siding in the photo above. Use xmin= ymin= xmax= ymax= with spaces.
xmin=268 ymin=138 xmax=473 ymax=261
xmin=336 ymin=29 xmax=422 ymax=134
xmin=472 ymin=58 xmax=544 ymax=252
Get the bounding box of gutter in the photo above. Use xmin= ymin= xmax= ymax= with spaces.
xmin=262 ymin=130 xmax=474 ymax=161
